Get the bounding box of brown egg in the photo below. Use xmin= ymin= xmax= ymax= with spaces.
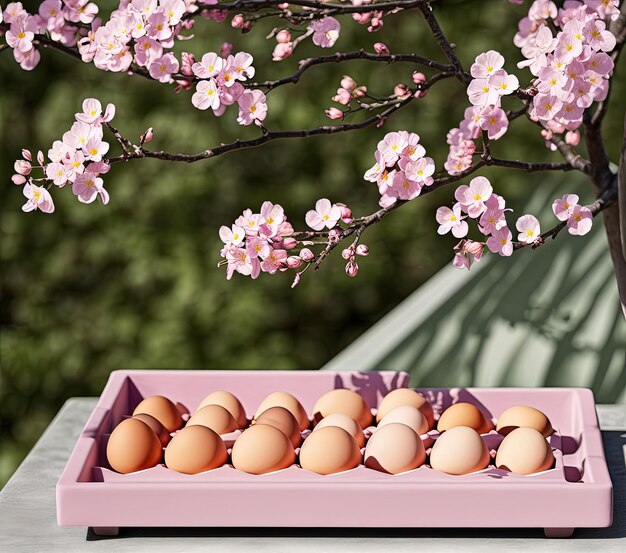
xmin=254 ymin=406 xmax=302 ymax=448
xmin=313 ymin=412 xmax=365 ymax=448
xmin=254 ymin=391 xmax=310 ymax=431
xmin=164 ymin=425 xmax=228 ymax=474
xmin=312 ymin=389 xmax=372 ymax=429
xmin=429 ymin=426 xmax=490 ymax=475
xmin=365 ymin=423 xmax=426 ymax=474
xmin=437 ymin=403 xmax=494 ymax=434
xmin=378 ymin=405 xmax=429 ymax=435
xmin=495 ymin=427 xmax=555 ymax=475
xmin=197 ymin=391 xmax=247 ymax=428
xmin=231 ymin=424 xmax=296 ymax=475
xmin=132 ymin=395 xmax=183 ymax=433
xmin=106 ymin=418 xmax=163 ymax=474
xmin=496 ymin=405 xmax=554 ymax=437
xmin=187 ymin=404 xmax=239 ymax=434
xmin=300 ymin=426 xmax=362 ymax=475
xmin=376 ymin=388 xmax=434 ymax=429
xmin=132 ymin=413 xmax=171 ymax=446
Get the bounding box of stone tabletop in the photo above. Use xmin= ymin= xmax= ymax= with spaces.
xmin=0 ymin=398 xmax=624 ymax=552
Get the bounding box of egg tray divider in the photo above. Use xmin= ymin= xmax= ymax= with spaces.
xmin=56 ymin=370 xmax=613 ymax=538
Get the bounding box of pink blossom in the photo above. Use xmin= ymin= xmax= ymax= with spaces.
xmin=471 ymin=50 xmax=505 ymax=78
xmin=286 ymin=256 xmax=302 ymax=269
xmin=3 ymin=3 xmax=27 ymax=23
xmin=22 ymin=182 xmax=55 ymax=213
xmin=453 ymin=239 xmax=484 ymax=270
xmin=467 ymin=78 xmax=499 ymax=107
xmin=220 ymin=42 xmax=233 ymax=58
xmin=6 ymin=15 xmax=36 ymax=53
xmin=310 ymin=17 xmax=341 ymax=48
xmin=455 ymin=176 xmax=493 ymax=218
xmin=161 ymin=0 xmax=186 ymax=25
xmin=377 ymin=132 xmax=408 ymax=166
xmin=149 ymin=53 xmax=179 ymax=83
xmin=333 ymin=87 xmax=352 ymax=105
xmin=231 ymin=14 xmax=244 ymax=29
xmin=305 ymin=198 xmax=342 ymax=231
xmin=533 ymin=93 xmax=563 ymax=120
xmin=341 ymin=75 xmax=357 ymax=91
xmin=436 ymin=203 xmax=468 ymax=238
xmin=479 ymin=194 xmax=509 ymax=234
xmin=75 ymin=98 xmax=103 ymax=124
xmin=552 ymin=193 xmax=579 ymax=221
xmin=488 ymin=70 xmax=520 ymax=96
xmin=567 ymin=204 xmax=593 ymax=235
xmin=235 ymin=208 xmax=266 ymax=234
xmin=585 ymin=19 xmax=616 ymax=51
xmin=388 ymin=171 xmax=422 ymax=202
xmin=363 ymin=151 xmax=385 ymax=182
xmin=219 ymin=224 xmax=245 ymax=246
xmin=260 ymin=201 xmax=285 ymax=236
xmin=226 ymin=248 xmax=261 ymax=280
xmin=246 ymin=236 xmax=271 ymax=259
xmin=72 ymin=172 xmax=109 ymax=204
xmin=45 ymin=162 xmax=69 ymax=187
xmin=236 ymin=90 xmax=267 ymax=126
xmin=261 ymin=249 xmax=287 ymax=273
xmin=230 ymin=52 xmax=255 ymax=81
xmin=276 ymin=29 xmax=291 ymax=43
xmin=585 ymin=0 xmax=620 ymax=21
xmin=516 ymin=214 xmax=541 ymax=243
xmin=192 ymin=79 xmax=220 ymax=110
xmin=486 ymin=226 xmax=513 ymax=256
xmin=83 ymin=136 xmax=109 ymax=162
xmin=479 ymin=105 xmax=509 ymax=140
xmin=403 ymin=157 xmax=435 ymax=186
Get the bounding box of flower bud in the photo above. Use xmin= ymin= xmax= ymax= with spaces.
xmin=291 ymin=273 xmax=302 ymax=288
xmin=37 ymin=151 xmax=45 ymax=165
xmin=220 ymin=42 xmax=233 ymax=58
xmin=181 ymin=52 xmax=195 ymax=76
xmin=325 ymin=107 xmax=344 ymax=120
xmin=333 ymin=88 xmax=352 ymax=105
xmin=272 ymin=42 xmax=293 ymax=62
xmin=565 ymin=130 xmax=580 ymax=146
xmin=299 ymin=248 xmax=315 ymax=262
xmin=278 ymin=3 xmax=289 ymax=9
xmin=345 ymin=261 xmax=359 ymax=277
xmin=242 ymin=21 xmax=252 ymax=33
xmin=282 ymin=237 xmax=297 ymax=250
xmin=356 ymin=244 xmax=369 ymax=256
xmin=12 ymin=174 xmax=27 ymax=185
xmin=412 ymin=71 xmax=426 ymax=84
xmin=22 ymin=149 xmax=32 ymax=161
xmin=393 ymin=83 xmax=410 ymax=98
xmin=328 ymin=228 xmax=343 ymax=244
xmin=373 ymin=42 xmax=389 ymax=55
xmin=231 ymin=14 xmax=244 ymax=28
xmin=340 ymin=75 xmax=356 ymax=92
xmin=140 ymin=127 xmax=154 ymax=144
xmin=286 ymin=256 xmax=302 ymax=269
xmin=277 ymin=221 xmax=294 ymax=236
xmin=276 ymin=29 xmax=292 ymax=43
xmin=14 ymin=160 xmax=31 ymax=175
xmin=341 ymin=247 xmax=354 ymax=260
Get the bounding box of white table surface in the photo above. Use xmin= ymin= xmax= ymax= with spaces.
xmin=0 ymin=398 xmax=624 ymax=552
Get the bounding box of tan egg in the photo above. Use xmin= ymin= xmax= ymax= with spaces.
xmin=312 ymin=389 xmax=372 ymax=429
xmin=254 ymin=391 xmax=310 ymax=431
xmin=132 ymin=413 xmax=171 ymax=446
xmin=231 ymin=424 xmax=296 ymax=475
xmin=496 ymin=427 xmax=555 ymax=475
xmin=496 ymin=405 xmax=554 ymax=437
xmin=187 ymin=404 xmax=239 ymax=435
xmin=106 ymin=418 xmax=163 ymax=474
xmin=164 ymin=425 xmax=228 ymax=474
xmin=197 ymin=391 xmax=247 ymax=428
xmin=300 ymin=426 xmax=362 ymax=475
xmin=254 ymin=406 xmax=302 ymax=448
xmin=365 ymin=423 xmax=426 ymax=474
xmin=429 ymin=426 xmax=490 ymax=475
xmin=437 ymin=403 xmax=494 ymax=434
xmin=379 ymin=405 xmax=429 ymax=435
xmin=132 ymin=395 xmax=183 ymax=433
xmin=313 ymin=412 xmax=365 ymax=448
xmin=376 ymin=388 xmax=434 ymax=429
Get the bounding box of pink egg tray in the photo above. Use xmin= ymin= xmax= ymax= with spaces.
xmin=56 ymin=370 xmax=613 ymax=538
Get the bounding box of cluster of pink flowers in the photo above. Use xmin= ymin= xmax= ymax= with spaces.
xmin=363 ymin=131 xmax=435 ymax=208
xmin=12 ymin=98 xmax=115 ymax=214
xmin=515 ymin=0 xmax=617 ymax=147
xmin=445 ymin=50 xmax=519 ymax=175
xmin=267 ymin=16 xmax=341 ymax=63
xmin=2 ymin=1 xmax=99 ymax=70
xmin=188 ymin=50 xmax=266 ymax=126
xmin=219 ymin=202 xmax=298 ymax=281
xmin=436 ymin=174 xmax=594 ymax=270
xmin=325 ymin=75 xmax=368 ymax=119
xmin=76 ymin=0 xmax=193 ymax=75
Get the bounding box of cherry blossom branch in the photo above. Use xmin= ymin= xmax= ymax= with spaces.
xmin=250 ymin=50 xmax=454 ymax=90
xmin=201 ymin=0 xmax=432 ymax=15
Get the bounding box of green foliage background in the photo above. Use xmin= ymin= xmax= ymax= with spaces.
xmin=1 ymin=1 xmax=624 ymax=487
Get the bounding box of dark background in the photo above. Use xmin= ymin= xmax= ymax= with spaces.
xmin=1 ymin=1 xmax=624 ymax=486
